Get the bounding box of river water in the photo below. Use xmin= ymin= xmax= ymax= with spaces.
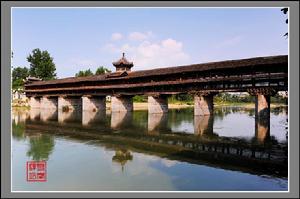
xmin=12 ymin=106 xmax=288 ymax=191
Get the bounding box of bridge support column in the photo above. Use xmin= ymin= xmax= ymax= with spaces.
xmin=29 ymin=96 xmax=40 ymax=109
xmin=248 ymin=88 xmax=277 ymax=120
xmin=255 ymin=94 xmax=270 ymax=119
xmin=58 ymin=96 xmax=82 ymax=111
xmin=40 ymin=96 xmax=58 ymax=109
xmin=111 ymin=95 xmax=133 ymax=112
xmin=82 ymin=96 xmax=106 ymax=112
xmin=194 ymin=92 xmax=215 ymax=116
xmin=148 ymin=95 xmax=168 ymax=114
xmin=248 ymin=88 xmax=277 ymax=143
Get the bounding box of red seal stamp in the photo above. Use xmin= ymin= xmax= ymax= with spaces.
xmin=26 ymin=161 xmax=47 ymax=182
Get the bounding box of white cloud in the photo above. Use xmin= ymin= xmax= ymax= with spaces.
xmin=103 ymin=37 xmax=190 ymax=70
xmin=111 ymin=33 xmax=123 ymax=41
xmin=128 ymin=31 xmax=153 ymax=41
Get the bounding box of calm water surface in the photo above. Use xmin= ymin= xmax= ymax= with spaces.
xmin=12 ymin=106 xmax=288 ymax=191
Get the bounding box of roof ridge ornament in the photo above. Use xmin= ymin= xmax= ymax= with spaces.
xmin=112 ymin=53 xmax=134 ymax=72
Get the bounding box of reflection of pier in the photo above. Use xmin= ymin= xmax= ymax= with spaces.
xmin=29 ymin=108 xmax=40 ymax=121
xmin=194 ymin=115 xmax=214 ymax=136
xmin=111 ymin=111 xmax=132 ymax=130
xmin=148 ymin=113 xmax=168 ymax=135
xmin=255 ymin=118 xmax=270 ymax=143
xmin=82 ymin=110 xmax=106 ymax=126
xmin=40 ymin=108 xmax=58 ymax=122
xmin=58 ymin=110 xmax=82 ymax=123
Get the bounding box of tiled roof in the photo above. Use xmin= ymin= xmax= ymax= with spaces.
xmin=25 ymin=55 xmax=287 ymax=87
xmin=112 ymin=53 xmax=134 ymax=68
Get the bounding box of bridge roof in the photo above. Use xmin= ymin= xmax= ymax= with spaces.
xmin=25 ymin=55 xmax=287 ymax=87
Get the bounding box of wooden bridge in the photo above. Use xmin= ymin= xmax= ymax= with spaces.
xmin=25 ymin=54 xmax=288 ymax=120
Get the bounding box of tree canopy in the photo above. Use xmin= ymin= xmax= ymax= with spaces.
xmin=75 ymin=66 xmax=111 ymax=77
xmin=12 ymin=66 xmax=29 ymax=89
xmin=27 ymin=48 xmax=57 ymax=80
xmin=95 ymin=66 xmax=111 ymax=75
xmin=75 ymin=69 xmax=94 ymax=77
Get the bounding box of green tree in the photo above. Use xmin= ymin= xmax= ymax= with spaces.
xmin=75 ymin=69 xmax=94 ymax=77
xmin=95 ymin=66 xmax=111 ymax=75
xmin=27 ymin=48 xmax=57 ymax=80
xmin=12 ymin=67 xmax=29 ymax=89
xmin=27 ymin=134 xmax=55 ymax=161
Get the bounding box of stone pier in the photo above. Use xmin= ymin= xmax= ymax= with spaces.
xmin=148 ymin=95 xmax=168 ymax=114
xmin=194 ymin=92 xmax=215 ymax=116
xmin=82 ymin=96 xmax=106 ymax=112
xmin=40 ymin=96 xmax=58 ymax=109
xmin=248 ymin=88 xmax=277 ymax=120
xmin=58 ymin=96 xmax=82 ymax=111
xmin=111 ymin=96 xmax=133 ymax=112
xmin=255 ymin=94 xmax=271 ymax=119
xmin=29 ymin=96 xmax=40 ymax=109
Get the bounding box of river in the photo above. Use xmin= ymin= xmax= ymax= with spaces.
xmin=11 ymin=106 xmax=288 ymax=191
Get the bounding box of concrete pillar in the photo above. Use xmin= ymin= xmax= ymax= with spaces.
xmin=148 ymin=96 xmax=168 ymax=114
xmin=255 ymin=94 xmax=270 ymax=119
xmin=194 ymin=115 xmax=214 ymax=136
xmin=111 ymin=96 xmax=133 ymax=112
xmin=194 ymin=95 xmax=213 ymax=116
xmin=29 ymin=97 xmax=40 ymax=109
xmin=58 ymin=96 xmax=82 ymax=111
xmin=82 ymin=96 xmax=106 ymax=112
xmin=40 ymin=96 xmax=58 ymax=109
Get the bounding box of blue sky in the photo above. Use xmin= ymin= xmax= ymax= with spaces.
xmin=12 ymin=8 xmax=288 ymax=78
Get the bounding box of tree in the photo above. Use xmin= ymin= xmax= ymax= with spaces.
xmin=27 ymin=48 xmax=57 ymax=80
xmin=95 ymin=66 xmax=111 ymax=75
xmin=281 ymin=8 xmax=288 ymax=38
xmin=12 ymin=67 xmax=29 ymax=89
xmin=75 ymin=69 xmax=94 ymax=77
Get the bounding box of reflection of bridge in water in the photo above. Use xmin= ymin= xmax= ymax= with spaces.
xmin=14 ymin=107 xmax=288 ymax=177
